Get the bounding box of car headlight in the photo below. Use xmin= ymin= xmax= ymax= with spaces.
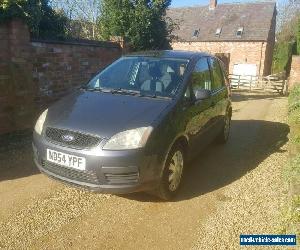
xmin=34 ymin=109 xmax=48 ymax=135
xmin=103 ymin=127 xmax=153 ymax=150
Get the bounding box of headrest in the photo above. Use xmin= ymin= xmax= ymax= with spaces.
xmin=167 ymin=66 xmax=175 ymax=73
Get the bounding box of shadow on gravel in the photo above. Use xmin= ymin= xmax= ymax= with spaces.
xmin=125 ymin=119 xmax=289 ymax=202
xmin=231 ymin=91 xmax=283 ymax=103
xmin=177 ymin=119 xmax=289 ymax=201
xmin=0 ymin=130 xmax=39 ymax=182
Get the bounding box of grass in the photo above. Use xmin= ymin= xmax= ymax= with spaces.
xmin=281 ymin=85 xmax=300 ymax=240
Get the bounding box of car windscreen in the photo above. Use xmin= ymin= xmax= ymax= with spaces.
xmin=86 ymin=56 xmax=189 ymax=98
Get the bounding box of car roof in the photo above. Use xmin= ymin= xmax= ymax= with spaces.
xmin=125 ymin=50 xmax=211 ymax=60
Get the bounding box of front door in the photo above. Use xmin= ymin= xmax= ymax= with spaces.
xmin=185 ymin=57 xmax=215 ymax=156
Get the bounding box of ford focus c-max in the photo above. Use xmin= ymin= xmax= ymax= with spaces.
xmin=33 ymin=50 xmax=232 ymax=200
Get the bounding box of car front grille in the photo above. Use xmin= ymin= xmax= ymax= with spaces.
xmin=42 ymin=160 xmax=100 ymax=185
xmin=104 ymin=172 xmax=139 ymax=185
xmin=45 ymin=127 xmax=101 ymax=149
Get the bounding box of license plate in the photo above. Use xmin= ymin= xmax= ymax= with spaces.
xmin=46 ymin=149 xmax=86 ymax=171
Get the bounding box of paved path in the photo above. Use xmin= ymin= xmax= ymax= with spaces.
xmin=0 ymin=91 xmax=289 ymax=249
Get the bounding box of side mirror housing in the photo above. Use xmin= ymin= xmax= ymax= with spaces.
xmin=194 ymin=89 xmax=211 ymax=100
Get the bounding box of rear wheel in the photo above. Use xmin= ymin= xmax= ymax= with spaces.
xmin=217 ymin=110 xmax=231 ymax=143
xmin=156 ymin=145 xmax=185 ymax=200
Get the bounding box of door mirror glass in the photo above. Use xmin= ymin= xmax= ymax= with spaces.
xmin=194 ymin=89 xmax=211 ymax=100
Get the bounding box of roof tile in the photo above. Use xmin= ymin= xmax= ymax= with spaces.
xmin=167 ymin=2 xmax=276 ymax=42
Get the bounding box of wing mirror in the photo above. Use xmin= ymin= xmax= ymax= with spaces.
xmin=194 ymin=89 xmax=211 ymax=100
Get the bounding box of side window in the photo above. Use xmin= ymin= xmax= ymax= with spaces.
xmin=209 ymin=57 xmax=225 ymax=90
xmin=190 ymin=57 xmax=212 ymax=92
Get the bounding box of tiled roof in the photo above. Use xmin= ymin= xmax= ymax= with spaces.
xmin=167 ymin=2 xmax=276 ymax=42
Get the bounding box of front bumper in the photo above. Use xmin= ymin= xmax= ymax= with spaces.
xmin=33 ymin=133 xmax=162 ymax=194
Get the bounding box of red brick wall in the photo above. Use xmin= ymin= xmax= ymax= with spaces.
xmin=289 ymin=56 xmax=300 ymax=89
xmin=31 ymin=40 xmax=121 ymax=109
xmin=172 ymin=41 xmax=270 ymax=76
xmin=0 ymin=19 xmax=35 ymax=134
xmin=0 ymin=19 xmax=122 ymax=135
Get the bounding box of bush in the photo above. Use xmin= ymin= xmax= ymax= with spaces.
xmin=0 ymin=0 xmax=69 ymax=40
xmin=281 ymin=85 xmax=300 ymax=240
xmin=272 ymin=41 xmax=295 ymax=74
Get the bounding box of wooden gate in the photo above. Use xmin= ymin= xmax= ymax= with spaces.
xmin=229 ymin=72 xmax=287 ymax=95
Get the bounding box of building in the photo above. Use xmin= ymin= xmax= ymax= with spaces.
xmin=167 ymin=0 xmax=276 ymax=76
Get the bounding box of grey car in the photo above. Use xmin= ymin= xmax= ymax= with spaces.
xmin=33 ymin=50 xmax=232 ymax=200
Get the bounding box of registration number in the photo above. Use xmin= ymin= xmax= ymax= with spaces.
xmin=46 ymin=149 xmax=86 ymax=171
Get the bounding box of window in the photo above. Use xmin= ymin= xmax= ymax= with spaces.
xmin=190 ymin=57 xmax=212 ymax=93
xmin=209 ymin=57 xmax=225 ymax=90
xmin=215 ymin=27 xmax=222 ymax=37
xmin=87 ymin=57 xmax=189 ymax=98
xmin=236 ymin=27 xmax=244 ymax=38
xmin=192 ymin=29 xmax=200 ymax=38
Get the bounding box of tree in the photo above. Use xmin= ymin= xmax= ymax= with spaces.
xmin=0 ymin=0 xmax=68 ymax=39
xmin=50 ymin=0 xmax=102 ymax=40
xmin=272 ymin=0 xmax=300 ymax=73
xmin=99 ymin=0 xmax=173 ymax=51
xmin=276 ymin=0 xmax=300 ymax=43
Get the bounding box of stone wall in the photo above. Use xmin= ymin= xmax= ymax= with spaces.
xmin=0 ymin=19 xmax=122 ymax=135
xmin=289 ymin=56 xmax=300 ymax=89
xmin=172 ymin=41 xmax=272 ymax=76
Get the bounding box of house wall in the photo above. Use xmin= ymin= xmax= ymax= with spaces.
xmin=0 ymin=19 xmax=122 ymax=135
xmin=172 ymin=41 xmax=272 ymax=76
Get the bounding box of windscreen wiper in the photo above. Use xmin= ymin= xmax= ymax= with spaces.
xmin=81 ymin=86 xmax=111 ymax=93
xmin=139 ymin=92 xmax=171 ymax=100
xmin=111 ymin=88 xmax=139 ymax=96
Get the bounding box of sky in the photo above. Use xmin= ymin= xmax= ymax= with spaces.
xmin=171 ymin=0 xmax=284 ymax=8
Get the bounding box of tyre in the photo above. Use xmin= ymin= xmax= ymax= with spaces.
xmin=217 ymin=110 xmax=231 ymax=144
xmin=156 ymin=144 xmax=185 ymax=200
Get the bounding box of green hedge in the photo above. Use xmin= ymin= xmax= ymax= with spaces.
xmin=0 ymin=0 xmax=68 ymax=40
xmin=272 ymin=41 xmax=295 ymax=74
xmin=281 ymin=85 xmax=300 ymax=239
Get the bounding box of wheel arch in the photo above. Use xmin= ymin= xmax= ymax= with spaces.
xmin=159 ymin=134 xmax=189 ymax=178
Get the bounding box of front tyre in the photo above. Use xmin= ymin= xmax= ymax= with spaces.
xmin=156 ymin=145 xmax=185 ymax=200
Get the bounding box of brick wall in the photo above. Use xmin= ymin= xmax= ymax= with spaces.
xmin=31 ymin=40 xmax=120 ymax=109
xmin=172 ymin=41 xmax=271 ymax=76
xmin=0 ymin=19 xmax=35 ymax=134
xmin=289 ymin=56 xmax=300 ymax=89
xmin=0 ymin=19 xmax=122 ymax=135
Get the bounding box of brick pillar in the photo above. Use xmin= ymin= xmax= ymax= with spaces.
xmin=0 ymin=19 xmax=36 ymax=134
xmin=0 ymin=22 xmax=12 ymax=133
xmin=289 ymin=56 xmax=300 ymax=89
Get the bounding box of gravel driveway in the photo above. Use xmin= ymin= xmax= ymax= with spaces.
xmin=0 ymin=91 xmax=289 ymax=249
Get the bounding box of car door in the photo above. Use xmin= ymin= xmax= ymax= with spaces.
xmin=184 ymin=57 xmax=215 ymax=156
xmin=208 ymin=57 xmax=228 ymax=136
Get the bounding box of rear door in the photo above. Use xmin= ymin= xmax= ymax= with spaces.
xmin=208 ymin=57 xmax=228 ymax=136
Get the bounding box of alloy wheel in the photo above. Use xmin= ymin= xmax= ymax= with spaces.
xmin=168 ymin=150 xmax=184 ymax=192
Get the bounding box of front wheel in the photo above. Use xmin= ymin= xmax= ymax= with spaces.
xmin=155 ymin=145 xmax=185 ymax=200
